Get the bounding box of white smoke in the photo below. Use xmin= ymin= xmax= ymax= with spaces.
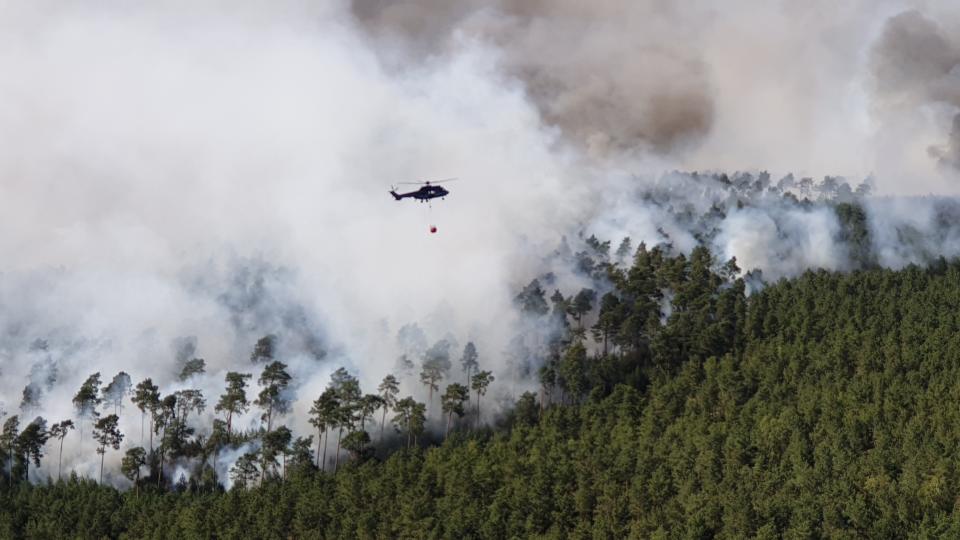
xmin=2 ymin=0 xmax=960 ymax=482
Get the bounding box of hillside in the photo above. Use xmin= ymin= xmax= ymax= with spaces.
xmin=5 ymin=251 xmax=960 ymax=538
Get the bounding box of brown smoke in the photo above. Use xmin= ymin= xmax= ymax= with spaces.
xmin=351 ymin=0 xmax=715 ymax=158
xmin=354 ymin=2 xmax=960 ymax=181
xmin=871 ymin=10 xmax=960 ymax=170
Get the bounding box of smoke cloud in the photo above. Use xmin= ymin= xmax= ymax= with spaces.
xmin=2 ymin=0 xmax=960 ymax=482
xmin=352 ymin=0 xmax=716 ymax=157
xmin=871 ymin=9 xmax=960 ymax=170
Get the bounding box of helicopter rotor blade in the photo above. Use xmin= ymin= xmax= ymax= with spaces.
xmin=395 ymin=177 xmax=459 ymax=185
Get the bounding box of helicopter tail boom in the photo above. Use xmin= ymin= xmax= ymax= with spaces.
xmin=390 ymin=190 xmax=403 ymax=200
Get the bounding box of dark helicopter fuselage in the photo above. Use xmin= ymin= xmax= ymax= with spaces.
xmin=390 ymin=184 xmax=449 ymax=202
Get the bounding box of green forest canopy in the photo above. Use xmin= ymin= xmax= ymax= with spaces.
xmin=5 ymin=245 xmax=960 ymax=538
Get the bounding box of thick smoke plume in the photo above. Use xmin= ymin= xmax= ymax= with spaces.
xmin=2 ymin=0 xmax=960 ymax=483
xmin=871 ymin=10 xmax=960 ymax=170
xmin=354 ymin=0 xmax=960 ymax=188
xmin=353 ymin=0 xmax=715 ymax=157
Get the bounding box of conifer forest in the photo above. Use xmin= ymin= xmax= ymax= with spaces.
xmin=6 ymin=1 xmax=960 ymax=538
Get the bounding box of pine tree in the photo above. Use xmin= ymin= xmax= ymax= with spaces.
xmin=131 ymin=379 xmax=160 ymax=449
xmin=419 ymin=364 xmax=443 ymax=412
xmin=215 ymin=372 xmax=252 ymax=436
xmin=359 ymin=394 xmax=384 ymax=432
xmin=288 ymin=436 xmax=315 ymax=475
xmin=250 ymin=335 xmax=277 ymax=364
xmin=231 ymin=451 xmax=260 ymax=489
xmin=558 ymin=342 xmax=587 ymax=402
xmin=19 ymin=384 xmax=41 ymax=415
xmin=15 ymin=417 xmax=49 ymax=482
xmin=470 ymin=371 xmax=495 ymax=429
xmin=261 ymin=426 xmax=292 ymax=483
xmin=102 ymin=371 xmax=132 ymax=415
xmin=377 ymin=375 xmax=400 ymax=441
xmin=72 ymin=373 xmax=102 ymax=442
xmin=208 ymin=419 xmax=229 ymax=489
xmin=121 ymin=447 xmax=147 ymax=497
xmin=391 ymin=397 xmax=426 ymax=449
xmin=0 ymin=416 xmax=18 ymax=486
xmin=48 ymin=420 xmax=75 ymax=481
xmin=396 ymin=323 xmax=428 ymax=367
xmin=592 ymin=292 xmax=623 ymax=356
xmin=308 ymin=388 xmax=338 ymax=471
xmin=92 ymin=414 xmax=123 ymax=485
xmin=515 ymin=279 xmax=550 ymax=316
xmin=615 ymin=236 xmax=633 ymax=262
xmin=153 ymin=394 xmax=177 ymax=488
xmin=254 ymin=361 xmax=292 ymax=432
xmin=327 ymin=368 xmax=360 ymax=472
xmin=419 ymin=341 xmax=452 ymax=412
xmin=568 ymin=288 xmax=597 ymax=330
xmin=440 ymin=384 xmax=469 ymax=439
xmin=177 ymin=358 xmax=206 ymax=381
xmin=342 ymin=430 xmax=371 ymax=462
xmin=460 ymin=342 xmax=479 ymax=385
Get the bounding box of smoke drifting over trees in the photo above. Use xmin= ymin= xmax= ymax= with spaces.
xmin=3 ymin=0 xmax=960 ymax=486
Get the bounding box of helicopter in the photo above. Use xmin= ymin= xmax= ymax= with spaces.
xmin=389 ymin=178 xmax=456 ymax=202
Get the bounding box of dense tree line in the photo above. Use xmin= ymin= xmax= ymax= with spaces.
xmin=0 ymin=324 xmax=494 ymax=498
xmin=6 ymin=236 xmax=960 ymax=536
